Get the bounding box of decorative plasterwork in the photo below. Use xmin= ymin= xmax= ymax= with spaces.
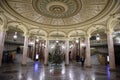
xmin=1 ymin=0 xmax=114 ymax=28
xmin=49 ymin=31 xmax=66 ymax=37
xmin=68 ymin=30 xmax=86 ymax=38
xmin=87 ymin=24 xmax=106 ymax=35
xmin=7 ymin=21 xmax=28 ymax=33
xmin=0 ymin=12 xmax=8 ymax=31
xmin=0 ymin=18 xmax=3 ymax=25
xmin=29 ymin=28 xmax=47 ymax=37
xmin=33 ymin=0 xmax=82 ymax=18
xmin=107 ymin=13 xmax=120 ymax=31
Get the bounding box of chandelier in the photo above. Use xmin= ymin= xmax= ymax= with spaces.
xmin=75 ymin=29 xmax=79 ymax=43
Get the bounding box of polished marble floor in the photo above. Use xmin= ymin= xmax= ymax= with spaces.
xmin=0 ymin=62 xmax=120 ymax=80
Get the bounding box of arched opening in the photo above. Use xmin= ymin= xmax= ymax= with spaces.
xmin=28 ymin=29 xmax=47 ymax=63
xmin=48 ymin=31 xmax=66 ymax=65
xmin=68 ymin=30 xmax=86 ymax=65
xmin=48 ymin=40 xmax=65 ymax=65
xmin=90 ymin=29 xmax=108 ymax=66
xmin=2 ymin=22 xmax=33 ymax=64
xmin=3 ymin=26 xmax=25 ymax=64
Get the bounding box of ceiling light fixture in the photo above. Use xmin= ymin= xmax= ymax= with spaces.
xmin=96 ymin=28 xmax=100 ymax=41
xmin=13 ymin=25 xmax=18 ymax=41
xmin=36 ymin=36 xmax=39 ymax=42
xmin=13 ymin=32 xmax=17 ymax=41
xmin=56 ymin=27 xmax=59 ymax=43
xmin=96 ymin=34 xmax=100 ymax=41
xmin=75 ymin=30 xmax=79 ymax=43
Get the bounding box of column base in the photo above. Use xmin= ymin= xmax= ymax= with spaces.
xmin=44 ymin=64 xmax=48 ymax=66
xmin=85 ymin=65 xmax=92 ymax=68
xmin=65 ymin=64 xmax=69 ymax=66
xmin=21 ymin=64 xmax=27 ymax=66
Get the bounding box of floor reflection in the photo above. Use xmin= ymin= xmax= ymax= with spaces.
xmin=34 ymin=62 xmax=39 ymax=73
xmin=0 ymin=62 xmax=120 ymax=80
xmin=106 ymin=66 xmax=110 ymax=80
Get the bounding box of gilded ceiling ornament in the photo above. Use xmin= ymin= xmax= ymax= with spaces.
xmin=33 ymin=0 xmax=82 ymax=18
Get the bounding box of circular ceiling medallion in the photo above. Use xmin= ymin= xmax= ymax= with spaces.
xmin=33 ymin=0 xmax=82 ymax=18
xmin=49 ymin=5 xmax=66 ymax=14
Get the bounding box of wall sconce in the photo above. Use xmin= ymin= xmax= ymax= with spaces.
xmin=51 ymin=45 xmax=55 ymax=49
xmin=56 ymin=40 xmax=59 ymax=43
xmin=69 ymin=44 xmax=73 ymax=48
xmin=81 ymin=43 xmax=86 ymax=47
xmin=62 ymin=45 xmax=65 ymax=49
xmin=29 ymin=41 xmax=34 ymax=45
xmin=42 ymin=43 xmax=46 ymax=47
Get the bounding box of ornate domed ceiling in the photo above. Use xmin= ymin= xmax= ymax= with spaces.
xmin=0 ymin=0 xmax=114 ymax=29
xmin=33 ymin=0 xmax=82 ymax=18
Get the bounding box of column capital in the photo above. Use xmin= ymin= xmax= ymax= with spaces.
xmin=79 ymin=36 xmax=85 ymax=40
xmin=0 ymin=28 xmax=7 ymax=32
xmin=66 ymin=38 xmax=69 ymax=41
xmin=65 ymin=35 xmax=69 ymax=38
xmin=24 ymin=32 xmax=30 ymax=37
xmin=45 ymin=38 xmax=49 ymax=41
xmin=84 ymin=34 xmax=91 ymax=39
xmin=105 ymin=29 xmax=114 ymax=34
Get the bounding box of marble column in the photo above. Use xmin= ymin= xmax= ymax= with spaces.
xmin=0 ymin=31 xmax=6 ymax=66
xmin=22 ymin=35 xmax=29 ymax=66
xmin=65 ymin=39 xmax=69 ymax=65
xmin=32 ymin=39 xmax=36 ymax=60
xmin=85 ymin=35 xmax=91 ymax=67
xmin=71 ymin=42 xmax=74 ymax=61
xmin=80 ymin=39 xmax=83 ymax=57
xmin=107 ymin=32 xmax=116 ymax=70
xmin=72 ymin=41 xmax=76 ymax=60
xmin=44 ymin=39 xmax=49 ymax=66
xmin=81 ymin=39 xmax=85 ymax=58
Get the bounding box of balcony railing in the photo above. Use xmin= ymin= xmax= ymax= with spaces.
xmin=5 ymin=35 xmax=24 ymax=43
xmin=90 ymin=39 xmax=107 ymax=45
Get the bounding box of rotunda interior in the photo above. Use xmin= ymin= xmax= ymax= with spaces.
xmin=0 ymin=0 xmax=120 ymax=80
